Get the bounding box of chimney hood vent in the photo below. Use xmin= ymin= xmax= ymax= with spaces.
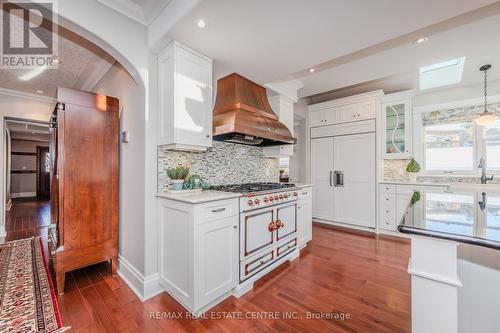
xmin=212 ymin=73 xmax=296 ymax=147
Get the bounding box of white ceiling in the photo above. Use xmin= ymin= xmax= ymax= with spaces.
xmin=99 ymin=0 xmax=173 ymax=24
xmin=6 ymin=121 xmax=49 ymax=142
xmin=0 ymin=26 xmax=115 ymax=98
xmin=302 ymin=10 xmax=500 ymax=99
xmin=168 ymin=0 xmax=499 ymax=97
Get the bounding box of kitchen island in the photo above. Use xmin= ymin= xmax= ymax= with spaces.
xmin=398 ymin=188 xmax=500 ymax=333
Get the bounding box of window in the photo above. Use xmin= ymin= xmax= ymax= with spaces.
xmin=419 ymin=57 xmax=465 ymax=90
xmin=485 ymin=119 xmax=500 ymax=171
xmin=425 ymin=192 xmax=474 ymax=236
xmin=485 ymin=195 xmax=500 ymax=242
xmin=424 ymin=122 xmax=474 ymax=172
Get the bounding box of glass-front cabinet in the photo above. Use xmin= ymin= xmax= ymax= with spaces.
xmin=382 ymin=96 xmax=412 ymax=159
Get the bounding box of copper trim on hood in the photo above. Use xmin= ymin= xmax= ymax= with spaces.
xmin=212 ymin=73 xmax=296 ymax=146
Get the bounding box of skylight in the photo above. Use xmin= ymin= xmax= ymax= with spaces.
xmin=419 ymin=57 xmax=466 ymax=90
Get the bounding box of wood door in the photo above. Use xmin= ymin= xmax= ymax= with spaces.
xmin=36 ymin=146 xmax=50 ymax=198
xmin=311 ymin=137 xmax=334 ymax=220
xmin=332 ymin=133 xmax=375 ymax=228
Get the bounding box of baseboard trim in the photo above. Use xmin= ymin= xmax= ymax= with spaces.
xmin=11 ymin=192 xmax=36 ymax=199
xmin=117 ymin=255 xmax=164 ymax=302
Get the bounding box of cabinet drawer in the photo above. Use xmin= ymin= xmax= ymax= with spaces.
xmin=299 ymin=188 xmax=312 ymax=199
xmin=277 ymin=238 xmax=297 ymax=257
xmin=379 ymin=184 xmax=396 ymax=194
xmin=379 ymin=206 xmax=396 ymax=231
xmin=195 ymin=199 xmax=239 ymax=224
xmin=380 ymin=193 xmax=395 ymax=206
xmin=241 ymin=249 xmax=275 ymax=281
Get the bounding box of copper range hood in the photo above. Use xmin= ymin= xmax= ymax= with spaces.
xmin=212 ymin=73 xmax=296 ymax=146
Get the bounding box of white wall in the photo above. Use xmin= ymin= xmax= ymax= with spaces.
xmin=93 ymin=62 xmax=146 ymax=275
xmin=293 ymin=98 xmax=311 ymax=183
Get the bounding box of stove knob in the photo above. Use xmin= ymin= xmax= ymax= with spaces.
xmin=279 ymin=195 xmax=283 ymax=199
xmin=274 ymin=195 xmax=279 ymax=201
xmin=255 ymin=199 xmax=260 ymax=205
xmin=293 ymin=192 xmax=298 ymax=197
xmin=263 ymin=197 xmax=269 ymax=203
xmin=248 ymin=199 xmax=253 ymax=206
xmin=284 ymin=194 xmax=288 ymax=199
xmin=269 ymin=197 xmax=274 ymax=202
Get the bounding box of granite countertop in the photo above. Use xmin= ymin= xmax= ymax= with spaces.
xmin=156 ymin=190 xmax=242 ymax=204
xmin=398 ymin=188 xmax=500 ymax=250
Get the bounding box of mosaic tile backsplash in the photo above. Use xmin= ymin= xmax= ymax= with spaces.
xmin=158 ymin=141 xmax=280 ymax=192
xmin=383 ymin=159 xmax=500 ymax=184
xmin=383 ymin=159 xmax=413 ymax=182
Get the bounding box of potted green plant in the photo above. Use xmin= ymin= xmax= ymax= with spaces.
xmin=406 ymin=158 xmax=421 ymax=183
xmin=167 ymin=166 xmax=190 ymax=190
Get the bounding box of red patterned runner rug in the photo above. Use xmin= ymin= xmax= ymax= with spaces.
xmin=0 ymin=237 xmax=67 ymax=333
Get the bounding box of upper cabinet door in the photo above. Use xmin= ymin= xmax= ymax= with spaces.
xmin=310 ymin=110 xmax=323 ymax=127
xmin=382 ymin=99 xmax=411 ymax=159
xmin=158 ymin=41 xmax=213 ymax=151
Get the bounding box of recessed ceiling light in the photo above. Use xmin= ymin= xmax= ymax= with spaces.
xmin=309 ymin=68 xmax=315 ymax=73
xmin=197 ymin=19 xmax=206 ymax=29
xmin=414 ymin=37 xmax=428 ymax=44
xmin=36 ymin=90 xmax=44 ymax=94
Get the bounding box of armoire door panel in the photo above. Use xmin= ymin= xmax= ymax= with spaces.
xmin=332 ymin=133 xmax=375 ymax=227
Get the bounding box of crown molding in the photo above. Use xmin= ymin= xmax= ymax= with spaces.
xmin=97 ymin=0 xmax=147 ymax=25
xmin=0 ymin=87 xmax=56 ymax=104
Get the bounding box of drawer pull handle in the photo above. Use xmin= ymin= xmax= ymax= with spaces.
xmin=211 ymin=208 xmax=226 ymax=213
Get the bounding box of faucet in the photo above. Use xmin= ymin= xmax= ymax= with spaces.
xmin=478 ymin=157 xmax=494 ymax=184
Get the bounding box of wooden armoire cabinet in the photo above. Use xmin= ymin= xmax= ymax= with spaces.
xmin=48 ymin=87 xmax=119 ymax=294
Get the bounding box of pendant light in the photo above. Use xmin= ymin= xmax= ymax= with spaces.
xmin=475 ymin=64 xmax=497 ymax=126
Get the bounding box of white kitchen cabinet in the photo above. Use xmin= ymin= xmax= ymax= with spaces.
xmin=310 ymin=110 xmax=323 ymax=127
xmin=311 ymin=137 xmax=334 ymax=220
xmin=158 ymin=197 xmax=239 ymax=315
xmin=332 ymin=133 xmax=375 ymax=228
xmin=158 ymin=41 xmax=213 ymax=151
xmin=311 ymin=127 xmax=375 ymax=228
xmin=297 ymin=187 xmax=312 ymax=248
xmin=381 ymin=90 xmax=415 ymax=159
xmin=309 ymin=108 xmax=337 ymax=127
xmin=377 ymin=183 xmax=446 ymax=233
xmin=195 ymin=216 xmax=239 ymax=308
xmin=308 ymin=90 xmax=382 ymax=129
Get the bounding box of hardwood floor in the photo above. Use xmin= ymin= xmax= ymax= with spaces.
xmin=6 ymin=199 xmax=411 ymax=332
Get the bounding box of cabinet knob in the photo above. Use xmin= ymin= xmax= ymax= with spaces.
xmin=206 ymin=134 xmax=210 ymax=138
xmin=233 ymin=225 xmax=237 ymax=229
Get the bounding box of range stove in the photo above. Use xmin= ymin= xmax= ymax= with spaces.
xmin=212 ymin=182 xmax=300 ymax=282
xmin=211 ymin=182 xmax=300 ymax=212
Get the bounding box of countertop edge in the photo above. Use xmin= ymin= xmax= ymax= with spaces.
xmin=155 ymin=191 xmax=242 ymax=204
xmin=398 ymin=224 xmax=500 ymax=250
